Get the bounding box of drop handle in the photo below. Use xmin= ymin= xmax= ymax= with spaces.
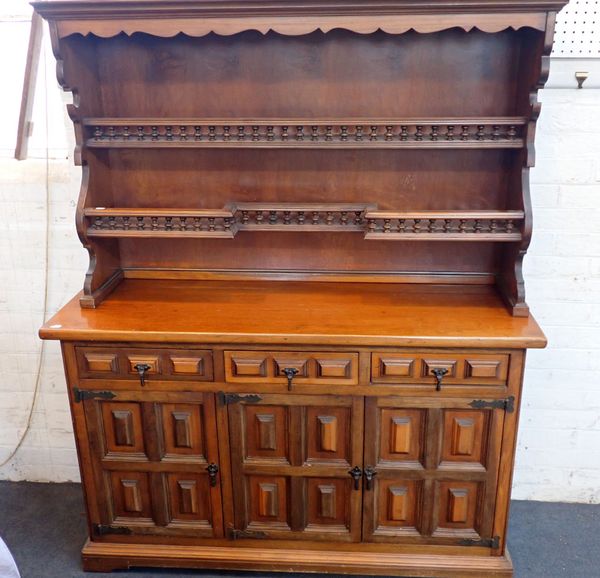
xmin=282 ymin=367 xmax=299 ymax=391
xmin=348 ymin=466 xmax=362 ymax=491
xmin=431 ymin=367 xmax=448 ymax=391
xmin=207 ymin=463 xmax=219 ymax=487
xmin=364 ymin=466 xmax=377 ymax=491
xmin=133 ymin=363 xmax=151 ymax=386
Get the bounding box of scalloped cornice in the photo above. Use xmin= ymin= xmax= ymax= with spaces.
xmin=33 ymin=0 xmax=566 ymax=38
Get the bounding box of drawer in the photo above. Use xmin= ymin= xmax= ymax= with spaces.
xmin=371 ymin=352 xmax=509 ymax=386
xmin=224 ymin=351 xmax=359 ymax=385
xmin=76 ymin=346 xmax=213 ymax=382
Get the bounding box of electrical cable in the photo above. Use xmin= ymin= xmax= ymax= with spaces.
xmin=0 ymin=33 xmax=50 ymax=469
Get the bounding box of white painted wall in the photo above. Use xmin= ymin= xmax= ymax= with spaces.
xmin=0 ymin=3 xmax=599 ymax=502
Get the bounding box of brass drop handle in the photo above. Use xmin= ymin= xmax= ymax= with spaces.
xmin=432 ymin=367 xmax=448 ymax=391
xmin=364 ymin=466 xmax=377 ymax=491
xmin=134 ymin=363 xmax=151 ymax=386
xmin=207 ymin=463 xmax=219 ymax=487
xmin=282 ymin=367 xmax=299 ymax=391
xmin=348 ymin=466 xmax=362 ymax=490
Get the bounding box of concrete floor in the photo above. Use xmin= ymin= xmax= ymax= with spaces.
xmin=0 ymin=481 xmax=598 ymax=578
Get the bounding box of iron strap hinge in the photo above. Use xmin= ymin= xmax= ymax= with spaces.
xmin=73 ymin=388 xmax=116 ymax=403
xmin=93 ymin=524 xmax=132 ymax=536
xmin=458 ymin=535 xmax=500 ymax=549
xmin=217 ymin=392 xmax=262 ymax=406
xmin=227 ymin=527 xmax=268 ymax=540
xmin=468 ymin=395 xmax=515 ymax=413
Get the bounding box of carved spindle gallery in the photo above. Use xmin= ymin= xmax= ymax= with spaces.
xmin=461 ymin=125 xmax=469 ymax=140
xmin=223 ymin=126 xmax=231 ymax=141
xmin=296 ymin=126 xmax=304 ymax=141
xmin=165 ymin=126 xmax=173 ymax=141
xmin=370 ymin=126 xmax=378 ymax=140
xmin=476 ymin=125 xmax=485 ymax=140
xmin=208 ymin=126 xmax=216 ymax=141
xmin=281 ymin=126 xmax=289 ymax=140
xmin=446 ymin=125 xmax=454 ymax=140
xmin=252 ymin=126 xmax=260 ymax=141
xmin=267 ymin=126 xmax=275 ymax=141
xmin=385 ymin=126 xmax=393 ymax=140
xmin=400 ymin=125 xmax=409 ymax=140
xmin=430 ymin=126 xmax=439 ymax=141
xmin=151 ymin=126 xmax=158 ymax=141
xmin=415 ymin=126 xmax=423 ymax=141
xmin=355 ymin=125 xmax=363 ymax=141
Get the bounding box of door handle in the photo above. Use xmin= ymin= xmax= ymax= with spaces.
xmin=432 ymin=367 xmax=448 ymax=391
xmin=364 ymin=466 xmax=377 ymax=491
xmin=348 ymin=466 xmax=362 ymax=490
xmin=207 ymin=463 xmax=219 ymax=487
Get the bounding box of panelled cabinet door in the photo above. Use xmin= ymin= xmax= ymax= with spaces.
xmin=362 ymin=396 xmax=504 ymax=547
xmin=82 ymin=391 xmax=224 ymax=538
xmin=227 ymin=393 xmax=364 ymax=542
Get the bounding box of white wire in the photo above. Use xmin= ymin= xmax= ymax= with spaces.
xmin=0 ymin=27 xmax=50 ymax=469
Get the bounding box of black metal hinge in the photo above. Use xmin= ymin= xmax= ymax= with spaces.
xmin=93 ymin=524 xmax=132 ymax=536
xmin=73 ymin=388 xmax=116 ymax=403
xmin=217 ymin=392 xmax=262 ymax=406
xmin=459 ymin=535 xmax=500 ymax=549
xmin=469 ymin=395 xmax=514 ymax=413
xmin=227 ymin=527 xmax=268 ymax=540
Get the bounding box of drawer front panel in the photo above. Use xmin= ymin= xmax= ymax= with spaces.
xmin=371 ymin=352 xmax=509 ymax=386
xmin=224 ymin=351 xmax=359 ymax=385
xmin=76 ymin=346 xmax=213 ymax=382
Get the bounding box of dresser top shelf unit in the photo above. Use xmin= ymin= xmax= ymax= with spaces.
xmin=34 ymin=0 xmax=559 ymax=317
xmin=39 ymin=279 xmax=546 ymax=348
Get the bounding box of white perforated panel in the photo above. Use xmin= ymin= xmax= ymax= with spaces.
xmin=552 ymin=0 xmax=600 ymax=57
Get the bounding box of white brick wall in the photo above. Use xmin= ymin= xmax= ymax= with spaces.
xmin=0 ymin=10 xmax=599 ymax=502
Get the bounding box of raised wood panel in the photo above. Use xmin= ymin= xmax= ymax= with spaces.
xmin=465 ymin=355 xmax=509 ymax=380
xmin=441 ymin=410 xmax=487 ymax=465
xmin=167 ymin=473 xmax=212 ymax=525
xmin=315 ymin=357 xmax=352 ymax=379
xmin=161 ymin=403 xmax=206 ymax=459
xmin=373 ymin=354 xmax=416 ymax=379
xmin=101 ymin=402 xmax=145 ymax=456
xmin=169 ymin=356 xmax=204 ymax=375
xmin=83 ymin=352 xmax=118 ymax=373
xmin=422 ymin=358 xmax=457 ymax=379
xmin=109 ymin=471 xmax=153 ymax=521
xmin=379 ymin=409 xmax=425 ymax=465
xmin=249 ymin=476 xmax=289 ymax=526
xmin=378 ymin=479 xmax=422 ymax=531
xmin=307 ymin=478 xmax=351 ymax=530
xmin=127 ymin=354 xmax=160 ymax=375
xmin=230 ymin=356 xmax=268 ymax=377
xmin=307 ymin=407 xmax=351 ymax=464
xmin=435 ymin=481 xmax=481 ymax=533
xmin=244 ymin=405 xmax=289 ymax=462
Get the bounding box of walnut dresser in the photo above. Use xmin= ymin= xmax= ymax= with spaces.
xmin=35 ymin=0 xmax=565 ymax=576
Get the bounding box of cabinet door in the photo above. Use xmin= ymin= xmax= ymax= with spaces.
xmin=227 ymin=393 xmax=364 ymax=542
xmin=82 ymin=391 xmax=224 ymax=538
xmin=362 ymin=396 xmax=504 ymax=547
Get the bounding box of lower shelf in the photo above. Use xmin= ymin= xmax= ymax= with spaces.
xmin=82 ymin=540 xmax=514 ymax=577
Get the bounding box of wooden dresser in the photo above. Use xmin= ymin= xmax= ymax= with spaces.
xmin=35 ymin=0 xmax=564 ymax=575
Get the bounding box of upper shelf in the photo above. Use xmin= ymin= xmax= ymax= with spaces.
xmin=84 ymin=204 xmax=525 ymax=241
xmin=84 ymin=118 xmax=527 ymax=150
